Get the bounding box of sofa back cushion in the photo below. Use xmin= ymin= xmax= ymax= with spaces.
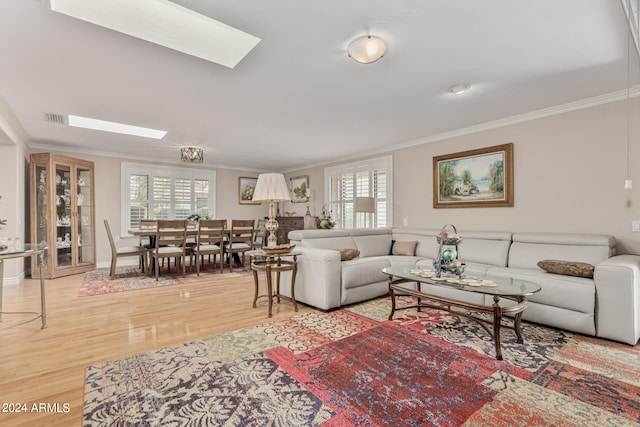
xmin=508 ymin=232 xmax=616 ymax=270
xmin=288 ymin=229 xmax=357 ymax=251
xmin=392 ymin=228 xmax=512 ymax=267
xmin=392 ymin=228 xmax=441 ymax=258
xmin=459 ymin=230 xmax=513 ymax=267
xmin=350 ymin=228 xmax=393 ymax=257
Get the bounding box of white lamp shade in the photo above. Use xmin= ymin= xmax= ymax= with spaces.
xmin=252 ymin=173 xmax=290 ymax=202
xmin=354 ymin=197 xmax=375 ymax=213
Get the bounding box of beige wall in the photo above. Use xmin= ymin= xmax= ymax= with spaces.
xmin=22 ymin=96 xmax=640 ymax=270
xmin=285 ymin=98 xmax=640 ymax=254
xmin=0 ymin=144 xmax=28 ymax=282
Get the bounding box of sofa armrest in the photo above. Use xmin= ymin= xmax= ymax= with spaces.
xmin=594 ymin=254 xmax=640 ymax=345
xmin=286 ymin=247 xmax=342 ymax=311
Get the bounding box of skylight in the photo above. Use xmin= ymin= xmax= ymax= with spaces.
xmin=49 ymin=0 xmax=261 ymax=68
xmin=68 ymin=115 xmax=167 ymax=139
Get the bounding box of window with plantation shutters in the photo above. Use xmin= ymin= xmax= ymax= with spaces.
xmin=129 ymin=174 xmax=148 ymax=228
xmin=121 ymin=163 xmax=216 ymax=235
xmin=325 ymin=155 xmax=393 ymax=229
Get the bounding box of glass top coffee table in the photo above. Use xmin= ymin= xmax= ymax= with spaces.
xmin=382 ymin=265 xmax=541 ymax=360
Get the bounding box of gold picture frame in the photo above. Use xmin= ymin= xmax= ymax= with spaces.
xmin=238 ymin=177 xmax=259 ymax=204
xmin=433 ymin=143 xmax=513 ymax=208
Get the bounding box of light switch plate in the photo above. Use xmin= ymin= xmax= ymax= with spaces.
xmin=632 ymin=220 xmax=640 ymax=232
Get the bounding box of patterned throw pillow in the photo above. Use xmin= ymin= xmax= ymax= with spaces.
xmin=537 ymin=259 xmax=595 ymax=278
xmin=392 ymin=241 xmax=418 ymax=256
xmin=339 ymin=248 xmax=360 ymax=261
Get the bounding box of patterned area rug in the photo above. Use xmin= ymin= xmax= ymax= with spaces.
xmin=79 ymin=265 xmax=250 ymax=296
xmin=83 ymin=297 xmax=640 ymax=426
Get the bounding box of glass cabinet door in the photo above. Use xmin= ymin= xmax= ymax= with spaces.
xmin=77 ymin=167 xmax=94 ymax=265
xmin=54 ymin=163 xmax=73 ymax=268
xmin=35 ymin=164 xmax=49 ymax=266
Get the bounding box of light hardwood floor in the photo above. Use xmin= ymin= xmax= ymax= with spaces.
xmin=0 ymin=268 xmax=314 ymax=427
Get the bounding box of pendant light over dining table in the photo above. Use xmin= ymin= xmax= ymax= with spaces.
xmin=180 ymin=146 xmax=204 ymax=163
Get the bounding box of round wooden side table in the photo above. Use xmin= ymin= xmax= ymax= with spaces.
xmin=248 ymin=250 xmax=300 ymax=318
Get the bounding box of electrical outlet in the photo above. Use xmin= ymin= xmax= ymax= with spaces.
xmin=632 ymin=220 xmax=640 ymax=232
xmin=403 ymin=218 xmax=408 ymax=226
xmin=115 ymin=235 xmax=120 ymax=241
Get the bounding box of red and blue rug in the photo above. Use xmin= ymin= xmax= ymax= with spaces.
xmin=83 ymin=297 xmax=640 ymax=426
xmin=79 ymin=266 xmax=250 ymax=296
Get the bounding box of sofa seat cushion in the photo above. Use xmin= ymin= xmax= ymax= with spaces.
xmin=487 ymin=267 xmax=595 ymax=313
xmin=390 ymin=256 xmax=427 ymax=267
xmin=416 ymin=259 xmax=435 ymax=269
xmin=462 ymin=261 xmax=500 ymax=275
xmin=342 ymin=256 xmax=391 ymax=289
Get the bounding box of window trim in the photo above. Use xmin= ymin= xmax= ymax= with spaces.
xmin=324 ymin=155 xmax=393 ymax=228
xmin=120 ymin=162 xmax=216 ymax=235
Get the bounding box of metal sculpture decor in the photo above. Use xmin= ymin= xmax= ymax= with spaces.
xmin=434 ymin=224 xmax=465 ymax=278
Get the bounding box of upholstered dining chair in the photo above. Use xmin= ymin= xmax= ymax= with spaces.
xmin=224 ymin=219 xmax=255 ymax=272
xmin=104 ymin=219 xmax=150 ymax=279
xmin=191 ymin=219 xmax=226 ymax=275
xmin=150 ymin=220 xmax=188 ymax=281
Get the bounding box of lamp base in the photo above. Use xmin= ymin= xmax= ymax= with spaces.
xmin=264 ymin=201 xmax=280 ymax=247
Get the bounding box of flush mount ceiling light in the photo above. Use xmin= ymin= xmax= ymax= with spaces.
xmin=49 ymin=0 xmax=261 ymax=68
xmin=347 ymin=35 xmax=387 ymax=64
xmin=68 ymin=114 xmax=167 ymax=139
xmin=448 ymin=83 xmax=471 ymax=95
xmin=180 ymin=146 xmax=204 ymax=163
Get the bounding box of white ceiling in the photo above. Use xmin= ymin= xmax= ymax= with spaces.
xmin=0 ymin=0 xmax=638 ymax=171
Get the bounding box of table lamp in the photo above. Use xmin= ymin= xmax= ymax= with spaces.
xmin=252 ymin=173 xmax=291 ymax=246
xmin=354 ymin=196 xmax=375 ymax=228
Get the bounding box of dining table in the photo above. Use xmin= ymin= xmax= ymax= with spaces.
xmin=128 ymin=226 xmax=245 ymax=270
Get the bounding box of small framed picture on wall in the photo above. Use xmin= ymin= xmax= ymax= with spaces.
xmin=290 ymin=175 xmax=309 ymax=203
xmin=238 ymin=177 xmax=260 ymax=204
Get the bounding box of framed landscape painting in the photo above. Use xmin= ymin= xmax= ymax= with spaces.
xmin=433 ymin=143 xmax=513 ymax=208
xmin=238 ymin=177 xmax=259 ymax=204
xmin=290 ymin=175 xmax=309 ymax=203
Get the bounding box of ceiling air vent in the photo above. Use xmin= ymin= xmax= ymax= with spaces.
xmin=44 ymin=113 xmax=66 ymax=125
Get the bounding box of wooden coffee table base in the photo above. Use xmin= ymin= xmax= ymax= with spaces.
xmin=388 ymin=278 xmax=529 ymax=360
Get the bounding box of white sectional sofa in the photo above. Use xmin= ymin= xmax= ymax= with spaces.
xmin=285 ymin=227 xmax=640 ymax=346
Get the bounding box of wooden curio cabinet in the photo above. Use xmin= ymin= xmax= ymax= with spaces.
xmin=30 ymin=153 xmax=96 ymax=279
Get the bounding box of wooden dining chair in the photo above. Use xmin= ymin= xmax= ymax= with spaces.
xmin=150 ymin=220 xmax=188 ymax=281
xmin=224 ymin=219 xmax=255 ymax=272
xmin=191 ymin=219 xmax=226 ymax=275
xmin=104 ymin=219 xmax=150 ymax=279
xmin=253 ymin=218 xmax=267 ymax=250
xmin=138 ymin=219 xmax=157 ymax=269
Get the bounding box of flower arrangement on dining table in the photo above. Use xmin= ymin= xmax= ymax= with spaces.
xmin=318 ymin=206 xmax=335 ymax=229
xmin=186 ymin=214 xmax=210 ymax=224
